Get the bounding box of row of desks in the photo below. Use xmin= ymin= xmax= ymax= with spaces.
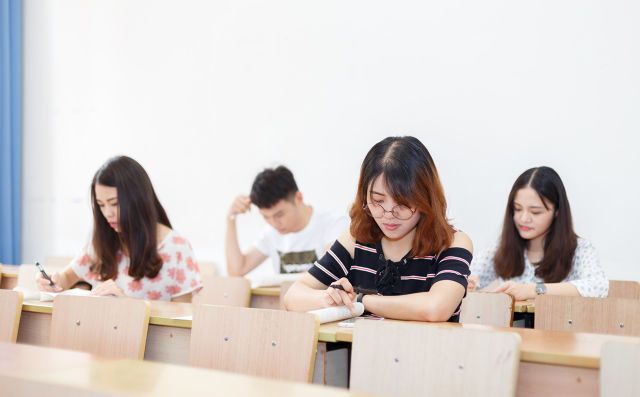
xmin=0 ymin=342 xmax=361 ymax=397
xmin=17 ymin=298 xmax=638 ymax=396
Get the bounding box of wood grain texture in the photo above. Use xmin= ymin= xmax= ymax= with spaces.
xmin=0 ymin=356 xmax=362 ymax=397
xmin=0 ymin=263 xmax=19 ymax=290
xmin=608 ymin=280 xmax=640 ymax=299
xmin=600 ymin=340 xmax=640 ymax=397
xmin=190 ymin=304 xmax=319 ymax=382
xmin=517 ymin=361 xmax=598 ymax=397
xmin=0 ymin=289 xmax=23 ymax=342
xmin=460 ymin=291 xmax=514 ymax=327
xmin=535 ymin=295 xmax=640 ymax=336
xmin=50 ymin=295 xmax=150 ymax=359
xmin=192 ymin=276 xmax=251 ymax=307
xmin=350 ymin=320 xmax=521 ymax=397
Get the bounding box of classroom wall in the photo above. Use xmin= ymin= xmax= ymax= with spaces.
xmin=22 ymin=0 xmax=640 ymax=281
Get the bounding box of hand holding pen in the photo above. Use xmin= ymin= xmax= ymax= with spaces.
xmin=34 ymin=262 xmax=60 ymax=292
xmin=324 ymin=278 xmax=358 ymax=313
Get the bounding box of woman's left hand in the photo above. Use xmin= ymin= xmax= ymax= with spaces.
xmin=492 ymin=281 xmax=536 ymax=301
xmin=90 ymin=279 xmax=125 ymax=297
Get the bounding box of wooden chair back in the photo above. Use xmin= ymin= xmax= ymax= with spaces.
xmin=600 ymin=340 xmax=640 ymax=396
xmin=189 ymin=305 xmax=319 ymax=382
xmin=0 ymin=290 xmax=23 ymax=342
xmin=350 ymin=320 xmax=521 ymax=397
xmin=535 ymin=295 xmax=640 ymax=336
xmin=459 ymin=292 xmax=514 ymax=327
xmin=608 ymin=280 xmax=640 ymax=299
xmin=192 ymin=276 xmax=251 ymax=307
xmin=278 ymin=280 xmax=295 ymax=309
xmin=50 ymin=295 xmax=150 ymax=359
xmin=197 ymin=260 xmax=217 ymax=276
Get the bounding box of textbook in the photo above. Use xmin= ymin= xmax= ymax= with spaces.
xmin=13 ymin=287 xmax=92 ymax=301
xmin=308 ymin=303 xmax=365 ymax=324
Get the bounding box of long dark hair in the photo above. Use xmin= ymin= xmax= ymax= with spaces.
xmin=90 ymin=156 xmax=172 ymax=281
xmin=349 ymin=136 xmax=454 ymax=256
xmin=494 ymin=166 xmax=577 ymax=282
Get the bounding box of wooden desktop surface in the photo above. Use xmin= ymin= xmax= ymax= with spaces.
xmin=514 ymin=300 xmax=535 ymax=313
xmin=19 ymin=299 xmax=631 ymax=369
xmin=319 ymin=319 xmax=639 ymax=369
xmin=0 ymin=341 xmax=107 ymax=373
xmin=0 ymin=265 xmax=19 ymax=290
xmin=0 ymin=342 xmax=366 ymax=397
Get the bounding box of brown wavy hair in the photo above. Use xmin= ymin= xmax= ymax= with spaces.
xmin=494 ymin=166 xmax=577 ymax=282
xmin=90 ymin=156 xmax=172 ymax=281
xmin=349 ymin=136 xmax=454 ymax=256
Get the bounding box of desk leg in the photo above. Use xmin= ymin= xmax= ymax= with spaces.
xmin=312 ymin=342 xmax=349 ymax=387
xmin=517 ymin=362 xmax=598 ymax=397
xmin=17 ymin=311 xmax=51 ymax=346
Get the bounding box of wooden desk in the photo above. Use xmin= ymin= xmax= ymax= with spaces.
xmin=513 ymin=300 xmax=535 ymax=327
xmin=19 ymin=299 xmax=630 ymax=396
xmin=318 ymin=319 xmax=640 ymax=397
xmin=17 ymin=299 xmax=342 ymax=385
xmin=249 ymin=286 xmax=282 ymax=309
xmin=514 ymin=300 xmax=535 ymax=313
xmin=0 ymin=264 xmax=19 ymax=290
xmin=0 ymin=341 xmax=108 ymax=373
xmin=0 ymin=343 xmax=364 ymax=397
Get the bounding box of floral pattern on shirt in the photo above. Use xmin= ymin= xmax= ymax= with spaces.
xmin=71 ymin=230 xmax=203 ymax=301
xmin=470 ymin=237 xmax=608 ymax=297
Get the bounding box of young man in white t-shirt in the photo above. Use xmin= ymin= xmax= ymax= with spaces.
xmin=226 ymin=166 xmax=348 ymax=277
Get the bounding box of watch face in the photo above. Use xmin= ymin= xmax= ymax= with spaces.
xmin=536 ymin=284 xmax=546 ymax=294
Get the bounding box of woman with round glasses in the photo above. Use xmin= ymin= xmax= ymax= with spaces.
xmin=284 ymin=136 xmax=473 ymax=322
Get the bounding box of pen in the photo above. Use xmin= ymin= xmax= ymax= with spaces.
xmin=330 ymin=284 xmax=377 ymax=295
xmin=35 ymin=261 xmax=56 ymax=289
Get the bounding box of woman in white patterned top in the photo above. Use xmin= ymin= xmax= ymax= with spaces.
xmin=35 ymin=156 xmax=202 ymax=301
xmin=469 ymin=166 xmax=608 ymax=300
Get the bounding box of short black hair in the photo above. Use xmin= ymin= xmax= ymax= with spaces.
xmin=250 ymin=166 xmax=299 ymax=209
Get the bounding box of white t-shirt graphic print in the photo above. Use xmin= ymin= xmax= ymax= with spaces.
xmin=254 ymin=209 xmax=349 ymax=275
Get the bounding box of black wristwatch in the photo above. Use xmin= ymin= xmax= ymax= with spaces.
xmin=357 ymin=292 xmax=364 ymax=303
xmin=535 ymin=282 xmax=547 ymax=295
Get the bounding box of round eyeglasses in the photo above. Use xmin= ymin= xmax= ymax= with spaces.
xmin=363 ymin=202 xmax=416 ymax=220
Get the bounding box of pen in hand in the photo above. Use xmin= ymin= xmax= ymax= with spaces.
xmin=35 ymin=261 xmax=57 ymax=290
xmin=330 ymin=284 xmax=377 ymax=295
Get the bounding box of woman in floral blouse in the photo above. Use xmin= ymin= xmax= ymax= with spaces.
xmin=36 ymin=156 xmax=202 ymax=301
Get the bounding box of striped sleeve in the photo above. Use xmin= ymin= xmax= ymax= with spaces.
xmin=433 ymin=247 xmax=472 ymax=289
xmin=308 ymin=240 xmax=352 ymax=286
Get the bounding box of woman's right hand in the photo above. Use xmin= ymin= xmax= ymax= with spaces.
xmin=322 ymin=277 xmax=357 ymax=313
xmin=35 ymin=271 xmax=62 ymax=292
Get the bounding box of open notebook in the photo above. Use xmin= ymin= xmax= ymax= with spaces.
xmin=172 ymin=303 xmax=366 ymax=323
xmin=13 ymin=287 xmax=92 ymax=302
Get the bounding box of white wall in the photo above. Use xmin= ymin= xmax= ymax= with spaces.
xmin=22 ymin=0 xmax=640 ymax=281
